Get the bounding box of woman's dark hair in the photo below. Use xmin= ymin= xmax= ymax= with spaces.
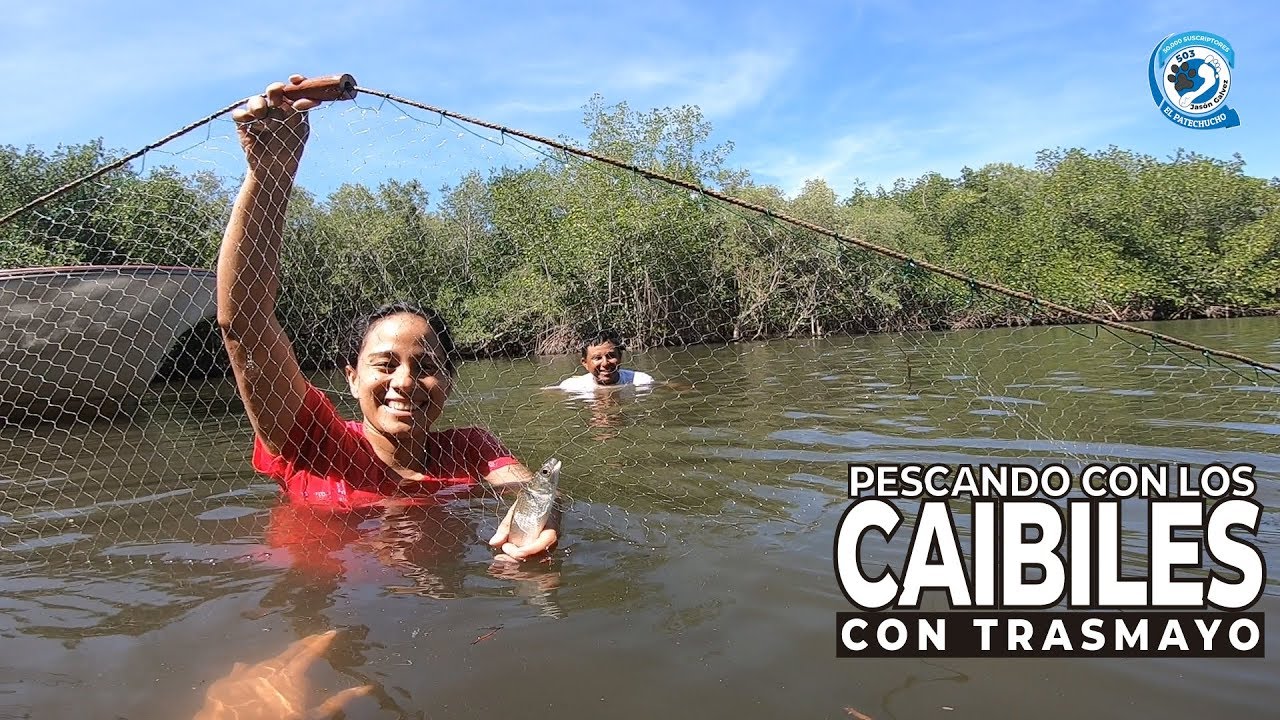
xmin=342 ymin=302 xmax=457 ymax=373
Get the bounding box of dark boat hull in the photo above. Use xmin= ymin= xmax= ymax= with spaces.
xmin=1 ymin=265 xmax=217 ymax=422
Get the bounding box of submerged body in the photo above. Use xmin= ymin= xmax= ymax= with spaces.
xmin=556 ymin=332 xmax=655 ymax=393
xmin=508 ymin=458 xmax=561 ymax=548
xmin=214 ymin=75 xmax=557 ymax=561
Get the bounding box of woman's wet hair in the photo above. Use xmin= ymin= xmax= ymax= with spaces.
xmin=343 ymin=302 xmax=457 ymax=373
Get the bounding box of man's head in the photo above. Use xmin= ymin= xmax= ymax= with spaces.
xmin=580 ymin=330 xmax=625 ymax=386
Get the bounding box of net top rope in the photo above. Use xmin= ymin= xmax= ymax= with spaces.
xmin=3 ymin=78 xmax=1277 ymax=377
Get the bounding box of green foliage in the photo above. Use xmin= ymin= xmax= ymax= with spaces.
xmin=4 ymin=111 xmax=1277 ymax=362
xmin=0 ymin=141 xmax=228 ymax=270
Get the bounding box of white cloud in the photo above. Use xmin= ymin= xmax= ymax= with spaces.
xmin=751 ymin=125 xmax=908 ymax=197
xmin=474 ymin=48 xmax=792 ymax=124
xmin=0 ymin=1 xmax=400 ymax=144
xmin=7 ymin=1 xmax=1273 ymax=195
xmin=602 ymin=50 xmax=793 ymax=115
xmin=744 ymin=79 xmax=1144 ymax=198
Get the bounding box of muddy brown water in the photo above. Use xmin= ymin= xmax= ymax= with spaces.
xmin=2 ymin=317 xmax=1277 ymax=719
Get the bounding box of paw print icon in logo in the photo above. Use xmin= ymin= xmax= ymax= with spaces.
xmin=1166 ymin=61 xmax=1197 ymax=92
xmin=1164 ymin=55 xmax=1225 ymax=110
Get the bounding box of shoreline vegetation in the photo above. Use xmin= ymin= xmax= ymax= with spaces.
xmin=3 ymin=97 xmax=1278 ymax=368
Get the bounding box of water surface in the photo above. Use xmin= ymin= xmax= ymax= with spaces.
xmin=1 ymin=317 xmax=1277 ymax=719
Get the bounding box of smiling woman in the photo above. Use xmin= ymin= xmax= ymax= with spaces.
xmin=340 ymin=304 xmax=455 ymax=456
xmin=218 ymin=75 xmax=559 ymax=561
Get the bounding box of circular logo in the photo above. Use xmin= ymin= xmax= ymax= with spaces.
xmin=1148 ymin=31 xmax=1241 ymax=130
xmin=1161 ymin=46 xmax=1231 ymax=115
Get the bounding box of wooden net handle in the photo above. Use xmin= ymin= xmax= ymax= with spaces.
xmin=281 ymin=74 xmax=358 ymax=102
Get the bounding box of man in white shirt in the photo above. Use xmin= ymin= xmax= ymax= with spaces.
xmin=557 ymin=331 xmax=654 ymax=392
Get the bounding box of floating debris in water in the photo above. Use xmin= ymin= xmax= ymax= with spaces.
xmin=471 ymin=625 xmax=503 ymax=645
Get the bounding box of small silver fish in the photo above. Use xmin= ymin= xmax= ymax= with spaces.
xmin=508 ymin=458 xmax=561 ymax=547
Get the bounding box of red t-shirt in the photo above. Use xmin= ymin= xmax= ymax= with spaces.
xmin=252 ymin=384 xmax=518 ymax=508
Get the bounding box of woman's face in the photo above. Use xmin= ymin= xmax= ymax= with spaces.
xmin=345 ymin=313 xmax=453 ymax=441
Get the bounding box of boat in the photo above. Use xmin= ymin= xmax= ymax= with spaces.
xmin=0 ymin=265 xmax=218 ymax=422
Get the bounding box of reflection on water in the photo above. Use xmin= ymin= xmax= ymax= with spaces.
xmin=1 ymin=317 xmax=1278 ymax=719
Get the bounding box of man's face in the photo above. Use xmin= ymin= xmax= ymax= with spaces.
xmin=581 ymin=340 xmax=623 ymax=385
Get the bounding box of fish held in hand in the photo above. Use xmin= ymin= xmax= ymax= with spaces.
xmin=508 ymin=458 xmax=561 ymax=548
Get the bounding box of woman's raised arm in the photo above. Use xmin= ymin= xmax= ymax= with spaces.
xmin=216 ymin=76 xmax=321 ymax=454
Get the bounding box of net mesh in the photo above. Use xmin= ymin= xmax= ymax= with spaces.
xmin=1 ymin=87 xmax=1277 ymax=598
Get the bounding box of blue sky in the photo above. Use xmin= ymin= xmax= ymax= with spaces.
xmin=3 ymin=0 xmax=1277 ymax=198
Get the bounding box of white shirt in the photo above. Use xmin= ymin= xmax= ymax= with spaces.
xmin=557 ymin=369 xmax=654 ymax=392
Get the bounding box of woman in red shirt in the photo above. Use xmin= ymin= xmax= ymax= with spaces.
xmin=216 ymin=75 xmax=556 ymax=562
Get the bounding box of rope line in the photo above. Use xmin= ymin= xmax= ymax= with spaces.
xmin=352 ymin=86 xmax=1280 ymax=376
xmin=3 ymin=84 xmax=1277 ymax=376
xmin=0 ymin=101 xmax=242 ymax=228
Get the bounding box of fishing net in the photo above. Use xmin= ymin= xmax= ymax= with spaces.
xmin=1 ymin=81 xmax=1278 ymax=600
